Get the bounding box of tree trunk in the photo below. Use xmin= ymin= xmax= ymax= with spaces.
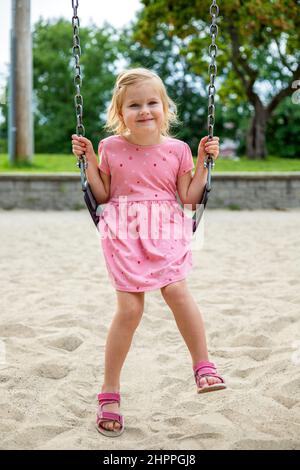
xmin=246 ymin=102 xmax=268 ymax=159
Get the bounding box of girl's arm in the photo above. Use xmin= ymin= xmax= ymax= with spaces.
xmin=177 ymin=163 xmax=207 ymax=211
xmin=177 ymin=136 xmax=219 ymax=211
xmin=86 ymin=163 xmax=110 ymax=204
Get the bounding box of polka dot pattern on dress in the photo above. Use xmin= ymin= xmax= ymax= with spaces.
xmin=97 ymin=135 xmax=195 ymax=292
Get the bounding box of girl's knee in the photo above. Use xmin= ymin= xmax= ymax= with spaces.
xmin=116 ymin=291 xmax=144 ymax=323
xmin=116 ymin=304 xmax=144 ymax=329
xmin=117 ymin=309 xmax=143 ymax=329
xmin=161 ymin=280 xmax=188 ymax=305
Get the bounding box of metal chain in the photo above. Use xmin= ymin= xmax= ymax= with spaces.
xmin=192 ymin=0 xmax=219 ymax=232
xmin=71 ymin=0 xmax=87 ymax=177
xmin=205 ymin=0 xmax=219 ymax=171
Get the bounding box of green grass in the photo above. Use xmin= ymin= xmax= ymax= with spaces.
xmin=0 ymin=153 xmax=300 ymax=172
xmin=213 ymin=155 xmax=300 ymax=172
xmin=0 ymin=154 xmax=78 ymax=172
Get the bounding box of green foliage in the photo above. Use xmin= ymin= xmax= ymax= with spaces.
xmin=266 ymin=97 xmax=300 ymax=158
xmin=0 ymin=138 xmax=7 ymax=154
xmin=32 ymin=19 xmax=119 ymax=153
xmin=1 ymin=1 xmax=300 ymax=160
xmin=136 ymin=0 xmax=300 ymax=157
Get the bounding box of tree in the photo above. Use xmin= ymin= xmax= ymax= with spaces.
xmin=266 ymin=97 xmax=300 ymax=158
xmin=32 ymin=19 xmax=120 ymax=153
xmin=134 ymin=0 xmax=300 ymax=159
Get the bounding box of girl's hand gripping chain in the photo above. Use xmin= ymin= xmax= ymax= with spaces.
xmin=197 ymin=136 xmax=220 ymax=164
xmin=71 ymin=135 xmax=98 ymax=167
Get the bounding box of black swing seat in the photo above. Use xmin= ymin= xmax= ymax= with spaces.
xmin=83 ymin=179 xmax=100 ymax=227
xmin=82 ymin=175 xmax=211 ymax=233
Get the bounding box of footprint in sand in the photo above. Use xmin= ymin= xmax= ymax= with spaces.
xmin=213 ymin=346 xmax=272 ymax=361
xmin=271 ymin=394 xmax=299 ymax=410
xmin=47 ymin=335 xmax=83 ymax=352
xmin=0 ymin=374 xmax=11 ymax=383
xmin=33 ymin=361 xmax=71 ymax=379
xmin=288 ymin=279 xmax=299 ymax=287
xmin=232 ymin=367 xmax=258 ymax=379
xmin=264 ymin=316 xmax=296 ymax=332
xmin=244 ymin=348 xmax=272 ymax=361
xmin=0 ymin=323 xmax=36 ymax=338
xmin=277 ymin=377 xmax=300 ymax=395
xmin=156 ymin=353 xmax=172 ymax=363
xmin=230 ymin=333 xmax=273 ymax=348
xmin=159 ymin=375 xmax=186 ymax=390
xmin=164 ymin=416 xmax=186 ymax=427
xmin=8 ymin=425 xmax=72 ymax=449
xmin=230 ymin=438 xmax=299 ymax=450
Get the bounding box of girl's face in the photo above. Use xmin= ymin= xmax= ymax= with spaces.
xmin=120 ymin=80 xmax=164 ymax=136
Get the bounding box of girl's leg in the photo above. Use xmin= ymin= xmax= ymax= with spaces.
xmin=99 ymin=290 xmax=145 ymax=432
xmin=160 ymin=280 xmax=222 ymax=389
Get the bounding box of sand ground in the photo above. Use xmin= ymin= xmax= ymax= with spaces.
xmin=0 ymin=208 xmax=299 ymax=450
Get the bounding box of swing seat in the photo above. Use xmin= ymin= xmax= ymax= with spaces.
xmin=82 ymin=179 xmax=100 ymax=228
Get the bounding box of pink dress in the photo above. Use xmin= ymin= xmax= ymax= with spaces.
xmin=97 ymin=134 xmax=195 ymax=292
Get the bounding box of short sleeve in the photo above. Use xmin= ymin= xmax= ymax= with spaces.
xmin=178 ymin=143 xmax=195 ymax=177
xmin=98 ymin=140 xmax=111 ymax=175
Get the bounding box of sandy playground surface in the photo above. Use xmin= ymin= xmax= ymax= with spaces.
xmin=0 ymin=208 xmax=299 ymax=450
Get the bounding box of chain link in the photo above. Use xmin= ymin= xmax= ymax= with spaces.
xmin=71 ymin=0 xmax=87 ymax=172
xmin=205 ymin=0 xmax=219 ymax=170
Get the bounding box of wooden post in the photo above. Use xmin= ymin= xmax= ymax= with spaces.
xmin=9 ymin=0 xmax=33 ymax=163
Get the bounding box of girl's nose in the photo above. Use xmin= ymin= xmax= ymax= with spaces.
xmin=140 ymin=105 xmax=150 ymax=114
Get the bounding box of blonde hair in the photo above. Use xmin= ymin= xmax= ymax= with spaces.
xmin=104 ymin=67 xmax=181 ymax=136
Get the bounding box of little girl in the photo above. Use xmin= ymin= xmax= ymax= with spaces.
xmin=72 ymin=67 xmax=226 ymax=438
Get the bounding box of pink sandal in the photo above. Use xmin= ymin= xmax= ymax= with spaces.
xmin=96 ymin=392 xmax=125 ymax=437
xmin=193 ymin=360 xmax=227 ymax=394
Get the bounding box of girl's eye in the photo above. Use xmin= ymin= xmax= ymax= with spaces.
xmin=129 ymin=102 xmax=158 ymax=107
